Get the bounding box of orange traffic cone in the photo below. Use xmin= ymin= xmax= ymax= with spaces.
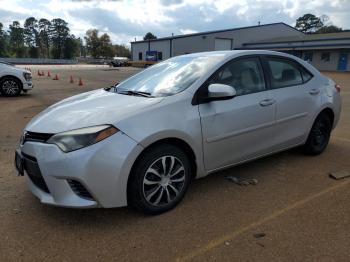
xmin=69 ymin=76 xmax=74 ymax=83
xmin=78 ymin=77 xmax=83 ymax=86
xmin=47 ymin=71 xmax=51 ymax=77
xmin=53 ymin=74 xmax=59 ymax=80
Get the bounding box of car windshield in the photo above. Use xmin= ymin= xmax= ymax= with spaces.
xmin=114 ymin=55 xmax=224 ymax=97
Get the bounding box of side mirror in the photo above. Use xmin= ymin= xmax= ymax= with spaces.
xmin=207 ymin=83 xmax=236 ymax=101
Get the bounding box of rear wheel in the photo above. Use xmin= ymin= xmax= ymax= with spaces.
xmin=0 ymin=77 xmax=22 ymax=96
xmin=128 ymin=144 xmax=191 ymax=215
xmin=302 ymin=114 xmax=332 ymax=155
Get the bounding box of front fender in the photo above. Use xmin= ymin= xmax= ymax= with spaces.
xmin=137 ymin=130 xmax=207 ymax=178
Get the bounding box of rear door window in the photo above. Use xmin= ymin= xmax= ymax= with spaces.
xmin=266 ymin=58 xmax=303 ymax=89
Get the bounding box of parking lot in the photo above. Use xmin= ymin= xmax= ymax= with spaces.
xmin=0 ymin=65 xmax=349 ymax=261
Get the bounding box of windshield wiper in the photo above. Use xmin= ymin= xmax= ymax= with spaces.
xmin=118 ymin=90 xmax=154 ymax=98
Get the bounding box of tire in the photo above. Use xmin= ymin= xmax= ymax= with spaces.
xmin=128 ymin=144 xmax=191 ymax=215
xmin=302 ymin=114 xmax=332 ymax=155
xmin=0 ymin=77 xmax=22 ymax=97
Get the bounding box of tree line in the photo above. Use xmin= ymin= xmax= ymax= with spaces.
xmin=0 ymin=14 xmax=344 ymax=60
xmin=84 ymin=29 xmax=130 ymax=59
xmin=0 ymin=17 xmax=130 ymax=59
xmin=295 ymin=14 xmax=344 ymax=33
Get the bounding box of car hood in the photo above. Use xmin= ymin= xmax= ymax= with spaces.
xmin=0 ymin=63 xmax=28 ymax=73
xmin=26 ymin=89 xmax=164 ymax=133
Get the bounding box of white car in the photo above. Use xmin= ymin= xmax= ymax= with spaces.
xmin=0 ymin=62 xmax=33 ymax=96
xmin=15 ymin=50 xmax=341 ymax=214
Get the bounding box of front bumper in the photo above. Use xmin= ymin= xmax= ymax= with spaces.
xmin=17 ymin=132 xmax=143 ymax=208
xmin=23 ymin=81 xmax=33 ymax=91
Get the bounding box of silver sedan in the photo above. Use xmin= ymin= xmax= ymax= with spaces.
xmin=15 ymin=50 xmax=341 ymax=214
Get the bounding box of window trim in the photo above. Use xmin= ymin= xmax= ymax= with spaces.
xmin=192 ymin=55 xmax=267 ymax=105
xmin=261 ymin=55 xmax=314 ymax=90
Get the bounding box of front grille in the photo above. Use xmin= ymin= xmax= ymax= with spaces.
xmin=22 ymin=153 xmax=50 ymax=193
xmin=67 ymin=180 xmax=94 ymax=200
xmin=23 ymin=131 xmax=54 ymax=144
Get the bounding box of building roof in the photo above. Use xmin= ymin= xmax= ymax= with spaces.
xmin=243 ymin=31 xmax=350 ymax=45
xmin=131 ymin=22 xmax=302 ymax=44
xmin=241 ymin=31 xmax=350 ymax=50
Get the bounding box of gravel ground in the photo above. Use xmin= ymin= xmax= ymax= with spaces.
xmin=0 ymin=66 xmax=349 ymax=261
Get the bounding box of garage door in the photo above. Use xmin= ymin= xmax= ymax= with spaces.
xmin=214 ymin=38 xmax=232 ymax=51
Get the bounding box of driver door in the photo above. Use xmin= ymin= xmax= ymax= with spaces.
xmin=198 ymin=56 xmax=276 ymax=171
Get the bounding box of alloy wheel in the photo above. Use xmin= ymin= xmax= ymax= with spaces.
xmin=2 ymin=80 xmax=20 ymax=96
xmin=142 ymin=156 xmax=186 ymax=207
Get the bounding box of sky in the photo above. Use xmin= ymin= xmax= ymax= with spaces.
xmin=0 ymin=0 xmax=349 ymax=46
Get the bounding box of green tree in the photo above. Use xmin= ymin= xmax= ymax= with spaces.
xmin=24 ymin=17 xmax=39 ymax=58
xmin=143 ymin=32 xmax=157 ymax=40
xmin=316 ymin=25 xmax=343 ymax=34
xmin=50 ymin=18 xmax=69 ymax=59
xmin=98 ymin=33 xmax=114 ymax=58
xmin=85 ymin=29 xmax=100 ymax=58
xmin=295 ymin=14 xmax=323 ymax=33
xmin=113 ymin=44 xmax=130 ymax=58
xmin=8 ymin=21 xmax=25 ymax=57
xmin=63 ymin=34 xmax=80 ymax=59
xmin=38 ymin=18 xmax=51 ymax=58
xmin=85 ymin=30 xmax=114 ymax=58
xmin=0 ymin=22 xmax=9 ymax=57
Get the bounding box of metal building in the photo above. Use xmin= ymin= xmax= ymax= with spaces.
xmin=243 ymin=32 xmax=350 ymax=71
xmin=131 ymin=22 xmax=350 ymax=71
xmin=131 ymin=23 xmax=303 ymax=61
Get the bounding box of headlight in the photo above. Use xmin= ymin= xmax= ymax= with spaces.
xmin=23 ymin=72 xmax=32 ymax=81
xmin=47 ymin=125 xmax=119 ymax=153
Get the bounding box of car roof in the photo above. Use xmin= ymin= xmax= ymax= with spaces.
xmin=176 ymin=50 xmax=320 ymax=75
xmin=178 ymin=50 xmax=291 ymax=59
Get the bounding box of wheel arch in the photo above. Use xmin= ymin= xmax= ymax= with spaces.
xmin=0 ymin=75 xmax=23 ymax=87
xmin=0 ymin=75 xmax=23 ymax=93
xmin=315 ymin=106 xmax=335 ymax=128
xmin=130 ymin=137 xmax=198 ymax=182
xmin=317 ymin=107 xmax=334 ymax=126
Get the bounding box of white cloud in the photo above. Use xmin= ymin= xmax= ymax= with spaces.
xmin=0 ymin=0 xmax=349 ymax=46
xmin=180 ymin=29 xmax=198 ymax=34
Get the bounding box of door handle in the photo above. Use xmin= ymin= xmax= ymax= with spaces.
xmin=309 ymin=89 xmax=320 ymax=95
xmin=259 ymin=99 xmax=275 ymax=107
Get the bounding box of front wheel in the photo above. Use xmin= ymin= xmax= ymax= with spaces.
xmin=302 ymin=114 xmax=332 ymax=155
xmin=128 ymin=144 xmax=191 ymax=215
xmin=0 ymin=77 xmax=22 ymax=97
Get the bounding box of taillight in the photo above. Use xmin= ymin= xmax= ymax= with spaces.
xmin=335 ymin=84 xmax=341 ymax=93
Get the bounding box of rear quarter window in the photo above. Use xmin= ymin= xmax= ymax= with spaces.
xmin=300 ymin=66 xmax=313 ymax=82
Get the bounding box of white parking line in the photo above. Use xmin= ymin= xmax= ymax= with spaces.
xmin=177 ymin=180 xmax=350 ymax=261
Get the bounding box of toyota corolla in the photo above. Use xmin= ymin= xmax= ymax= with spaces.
xmin=15 ymin=50 xmax=341 ymax=214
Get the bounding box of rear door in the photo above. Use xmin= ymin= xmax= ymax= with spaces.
xmin=262 ymin=56 xmax=321 ymax=148
xmin=198 ymin=56 xmax=276 ymax=171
